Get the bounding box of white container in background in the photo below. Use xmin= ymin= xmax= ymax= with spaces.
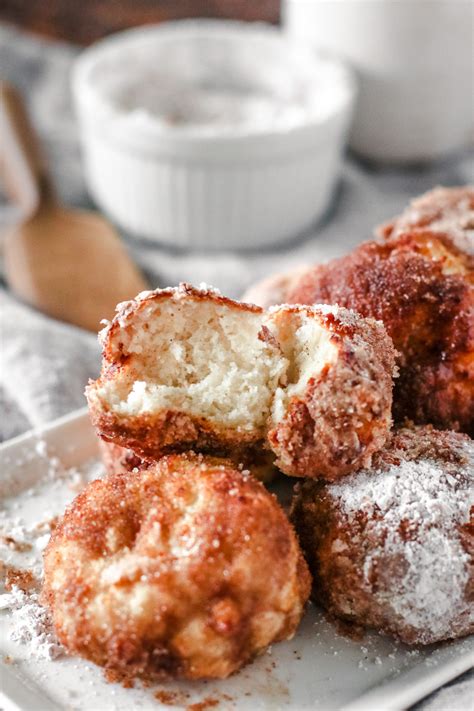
xmin=285 ymin=0 xmax=473 ymax=163
xmin=72 ymin=21 xmax=355 ymax=249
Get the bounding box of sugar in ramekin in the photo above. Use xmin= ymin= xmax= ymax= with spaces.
xmin=72 ymin=21 xmax=356 ymax=250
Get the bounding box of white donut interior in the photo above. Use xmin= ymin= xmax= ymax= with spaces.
xmin=95 ymin=292 xmax=336 ymax=433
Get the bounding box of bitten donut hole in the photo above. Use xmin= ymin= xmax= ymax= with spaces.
xmin=98 ymin=297 xmax=287 ymax=432
xmin=88 ymin=286 xmax=395 ymax=478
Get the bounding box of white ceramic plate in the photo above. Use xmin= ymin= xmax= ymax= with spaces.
xmin=0 ymin=409 xmax=472 ymax=711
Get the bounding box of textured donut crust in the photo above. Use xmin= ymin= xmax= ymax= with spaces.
xmin=93 ymin=410 xmax=266 ymax=469
xmin=43 ymin=454 xmax=311 ymax=681
xmin=98 ymin=438 xmax=278 ymax=484
xmin=287 ymin=230 xmax=474 ymax=435
xmin=87 ymin=285 xmax=395 ymax=480
xmin=266 ymin=305 xmax=395 ymax=480
xmin=291 ymin=426 xmax=474 ymax=645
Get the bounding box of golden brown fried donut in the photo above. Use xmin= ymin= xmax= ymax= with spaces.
xmin=98 ymin=438 xmax=278 ymax=484
xmin=291 ymin=425 xmax=474 ymax=645
xmin=287 ymin=219 xmax=474 ymax=434
xmin=87 ymin=284 xmax=395 ymax=480
xmin=43 ymin=453 xmax=311 ymax=681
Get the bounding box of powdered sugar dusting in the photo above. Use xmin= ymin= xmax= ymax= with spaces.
xmin=0 ymin=453 xmax=104 ymax=663
xmin=0 ymin=586 xmax=63 ymax=660
xmin=328 ymin=437 xmax=473 ymax=641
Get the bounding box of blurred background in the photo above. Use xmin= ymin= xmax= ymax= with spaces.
xmin=0 ymin=1 xmax=280 ymax=44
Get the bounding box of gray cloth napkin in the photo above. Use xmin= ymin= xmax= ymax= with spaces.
xmin=0 ymin=23 xmax=473 ymax=707
xmin=0 ymin=289 xmax=99 ymax=435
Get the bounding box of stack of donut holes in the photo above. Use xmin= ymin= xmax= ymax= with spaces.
xmin=43 ymin=187 xmax=473 ymax=686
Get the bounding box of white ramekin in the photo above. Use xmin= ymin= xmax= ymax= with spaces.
xmin=72 ymin=21 xmax=355 ymax=250
xmin=285 ymin=0 xmax=473 ymax=163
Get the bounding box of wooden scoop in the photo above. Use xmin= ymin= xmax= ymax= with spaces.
xmin=0 ymin=81 xmax=148 ymax=332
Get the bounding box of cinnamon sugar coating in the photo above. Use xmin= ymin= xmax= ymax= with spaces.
xmin=291 ymin=425 xmax=474 ymax=645
xmin=43 ymin=454 xmax=310 ymax=681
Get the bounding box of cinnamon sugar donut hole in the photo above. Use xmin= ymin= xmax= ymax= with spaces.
xmin=43 ymin=454 xmax=310 ymax=681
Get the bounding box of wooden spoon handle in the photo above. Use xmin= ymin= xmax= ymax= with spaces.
xmin=0 ymin=80 xmax=53 ymax=218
